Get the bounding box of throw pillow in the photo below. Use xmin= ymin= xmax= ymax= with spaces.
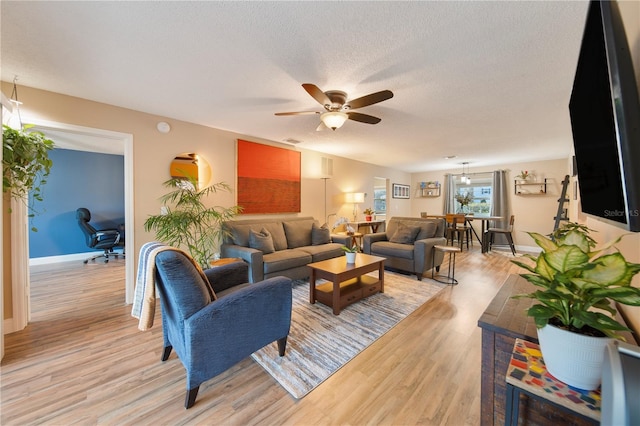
xmin=311 ymin=222 xmax=331 ymax=245
xmin=249 ymin=228 xmax=275 ymax=254
xmin=283 ymin=220 xmax=314 ymax=248
xmin=416 ymin=222 xmax=437 ymax=240
xmin=389 ymin=223 xmax=421 ymax=244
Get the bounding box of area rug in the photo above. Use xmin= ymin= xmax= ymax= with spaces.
xmin=251 ymin=271 xmax=446 ymax=398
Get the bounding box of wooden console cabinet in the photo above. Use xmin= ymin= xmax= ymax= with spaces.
xmin=477 ymin=274 xmax=632 ymax=426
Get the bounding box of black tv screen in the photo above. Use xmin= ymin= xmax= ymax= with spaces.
xmin=569 ymin=0 xmax=640 ymax=232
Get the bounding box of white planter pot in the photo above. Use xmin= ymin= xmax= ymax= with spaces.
xmin=537 ymin=323 xmax=612 ymax=390
xmin=345 ymin=252 xmax=356 ymax=264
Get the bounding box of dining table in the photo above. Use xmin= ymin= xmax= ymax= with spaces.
xmin=425 ymin=214 xmax=503 ymax=252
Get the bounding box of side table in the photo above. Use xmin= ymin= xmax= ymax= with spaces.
xmin=209 ymin=257 xmax=243 ymax=268
xmin=505 ymin=339 xmax=600 ymax=425
xmin=431 ymin=244 xmax=460 ymax=285
xmin=336 ymin=232 xmax=364 ymax=250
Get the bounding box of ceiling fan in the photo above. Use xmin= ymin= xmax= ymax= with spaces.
xmin=275 ymin=83 xmax=394 ymax=131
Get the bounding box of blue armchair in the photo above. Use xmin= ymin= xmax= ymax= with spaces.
xmin=154 ymin=251 xmax=292 ymax=408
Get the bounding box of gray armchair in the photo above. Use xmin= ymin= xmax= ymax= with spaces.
xmin=363 ymin=217 xmax=447 ymax=280
xmin=154 ymin=251 xmax=292 ymax=408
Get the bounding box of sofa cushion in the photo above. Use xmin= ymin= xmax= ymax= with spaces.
xmin=229 ymin=222 xmax=288 ymax=251
xmin=389 ymin=223 xmax=421 ymax=244
xmin=311 ymin=222 xmax=331 ymax=245
xmin=283 ymin=219 xmax=314 ymax=248
xmin=262 ymin=249 xmax=312 ymax=275
xmin=215 ymin=282 xmax=251 ymax=299
xmin=370 ymin=241 xmax=415 ymax=260
xmin=416 ymin=221 xmax=438 ymax=240
xmin=297 ymin=242 xmax=344 ymax=262
xmin=249 ymin=228 xmax=275 ymax=254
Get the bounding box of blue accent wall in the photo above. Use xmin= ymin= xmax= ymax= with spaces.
xmin=29 ymin=149 xmax=125 ymax=258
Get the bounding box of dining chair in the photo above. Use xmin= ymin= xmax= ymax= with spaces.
xmin=485 ymin=215 xmax=516 ymax=255
xmin=445 ymin=213 xmax=471 ymax=250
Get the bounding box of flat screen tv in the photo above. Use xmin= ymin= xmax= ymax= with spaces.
xmin=569 ymin=0 xmax=640 ymax=232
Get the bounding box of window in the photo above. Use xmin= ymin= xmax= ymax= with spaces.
xmin=373 ymin=177 xmax=387 ymax=214
xmin=373 ymin=188 xmax=386 ymax=213
xmin=453 ymin=173 xmax=493 ymax=215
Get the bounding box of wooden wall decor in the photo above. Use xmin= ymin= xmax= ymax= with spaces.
xmin=237 ymin=139 xmax=301 ymax=214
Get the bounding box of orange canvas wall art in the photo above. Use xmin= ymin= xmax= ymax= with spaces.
xmin=237 ymin=140 xmax=301 ymax=213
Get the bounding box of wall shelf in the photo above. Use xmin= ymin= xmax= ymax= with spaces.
xmin=418 ymin=183 xmax=441 ymax=197
xmin=515 ymin=178 xmax=547 ymax=195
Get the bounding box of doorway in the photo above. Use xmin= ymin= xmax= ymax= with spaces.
xmin=8 ymin=118 xmax=134 ymax=334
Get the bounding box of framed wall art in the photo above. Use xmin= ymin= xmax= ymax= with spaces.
xmin=237 ymin=139 xmax=301 ymax=213
xmin=392 ymin=183 xmax=410 ymax=199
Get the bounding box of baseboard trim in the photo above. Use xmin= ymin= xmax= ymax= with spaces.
xmin=4 ymin=317 xmax=20 ymax=335
xmin=29 ymin=251 xmax=125 ymax=266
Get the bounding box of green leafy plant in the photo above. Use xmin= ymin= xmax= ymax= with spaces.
xmin=2 ymin=124 xmax=54 ymax=213
xmin=454 ymin=191 xmax=472 ymax=207
xmin=512 ymin=222 xmax=640 ymax=340
xmin=363 ymin=207 xmax=374 ymax=215
xmin=515 ymin=170 xmax=531 ymax=180
xmin=341 ymin=244 xmax=360 ymax=253
xmin=144 ymin=176 xmax=242 ymax=268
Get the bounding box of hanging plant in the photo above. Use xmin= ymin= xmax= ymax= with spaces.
xmin=2 ymin=124 xmax=55 ymax=212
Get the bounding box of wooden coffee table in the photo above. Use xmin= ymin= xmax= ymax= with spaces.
xmin=308 ymin=253 xmax=385 ymax=315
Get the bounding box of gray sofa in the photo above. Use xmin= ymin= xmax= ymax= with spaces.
xmin=221 ymin=217 xmax=349 ymax=283
xmin=363 ymin=216 xmax=447 ymax=280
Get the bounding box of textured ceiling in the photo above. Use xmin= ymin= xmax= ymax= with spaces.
xmin=1 ymin=1 xmax=590 ymax=172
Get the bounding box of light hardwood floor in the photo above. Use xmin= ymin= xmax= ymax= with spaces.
xmin=1 ymin=247 xmax=524 ymax=425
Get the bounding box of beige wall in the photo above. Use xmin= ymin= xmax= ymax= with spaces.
xmin=583 ymin=0 xmax=640 ymax=335
xmin=411 ymin=158 xmax=570 ymax=250
xmin=0 ymin=83 xmax=412 ymax=321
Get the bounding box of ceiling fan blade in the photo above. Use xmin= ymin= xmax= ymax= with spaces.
xmin=347 ymin=112 xmax=381 ymax=124
xmin=302 ymin=83 xmax=331 ymax=107
xmin=316 ymin=122 xmax=326 ymax=131
xmin=275 ymin=111 xmax=320 ymax=116
xmin=346 ymin=90 xmax=394 ymax=109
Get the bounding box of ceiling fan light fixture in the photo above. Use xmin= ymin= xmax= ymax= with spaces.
xmin=320 ymin=111 xmax=348 ymax=130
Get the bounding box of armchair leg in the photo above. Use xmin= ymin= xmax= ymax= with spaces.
xmin=185 ymin=386 xmax=200 ymax=409
xmin=416 ymin=273 xmax=423 ymax=281
xmin=161 ymin=345 xmax=173 ymax=361
xmin=277 ymin=336 xmax=288 ymax=357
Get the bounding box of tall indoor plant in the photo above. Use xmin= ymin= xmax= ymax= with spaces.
xmin=512 ymin=222 xmax=640 ymax=389
xmin=2 ymin=124 xmax=54 ymax=215
xmin=144 ymin=176 xmax=242 ymax=268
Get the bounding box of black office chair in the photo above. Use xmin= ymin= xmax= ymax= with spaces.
xmin=76 ymin=207 xmax=124 ymax=263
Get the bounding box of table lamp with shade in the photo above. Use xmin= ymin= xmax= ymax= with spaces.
xmin=344 ymin=192 xmax=365 ymax=221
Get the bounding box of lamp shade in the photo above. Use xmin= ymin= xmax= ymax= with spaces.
xmin=321 ymin=111 xmax=348 ymax=130
xmin=345 ymin=192 xmax=365 ymax=204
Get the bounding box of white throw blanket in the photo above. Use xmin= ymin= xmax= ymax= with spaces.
xmin=131 ymin=242 xmax=210 ymax=331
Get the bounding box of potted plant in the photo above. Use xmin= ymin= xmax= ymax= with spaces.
xmin=454 ymin=192 xmax=472 ymax=213
xmin=512 ymin=222 xmax=640 ymax=390
xmin=144 ymin=176 xmax=242 ymax=269
xmin=3 ymin=124 xmax=55 ymax=218
xmin=342 ymin=244 xmax=360 ymax=263
xmin=515 ymin=170 xmax=531 ymax=184
xmin=363 ymin=208 xmax=374 ymax=221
